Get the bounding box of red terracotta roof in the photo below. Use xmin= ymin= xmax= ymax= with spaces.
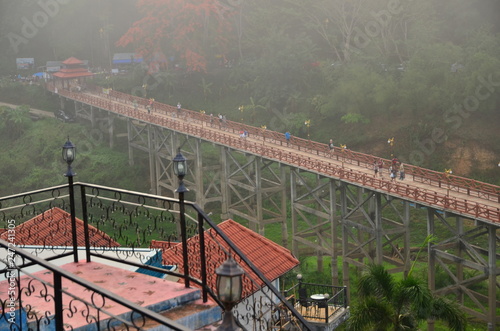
xmin=62 ymin=57 xmax=84 ymax=65
xmin=53 ymin=57 xmax=93 ymax=79
xmin=0 ymin=207 xmax=120 ymax=247
xmin=151 ymin=219 xmax=299 ymax=298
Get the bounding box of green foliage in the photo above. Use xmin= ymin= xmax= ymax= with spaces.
xmin=0 ymin=111 xmax=149 ymax=196
xmin=0 ymin=104 xmax=32 ymax=139
xmin=347 ymin=264 xmax=467 ymax=331
xmin=340 ymin=113 xmax=370 ymax=124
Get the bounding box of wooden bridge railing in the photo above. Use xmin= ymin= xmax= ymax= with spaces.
xmin=48 ymin=83 xmax=500 ymax=224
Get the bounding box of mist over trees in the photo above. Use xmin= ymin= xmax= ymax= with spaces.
xmin=0 ymin=0 xmax=499 ymax=176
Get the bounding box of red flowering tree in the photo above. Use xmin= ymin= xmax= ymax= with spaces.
xmin=116 ymin=0 xmax=235 ymax=72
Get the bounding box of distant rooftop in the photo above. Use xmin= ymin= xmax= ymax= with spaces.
xmin=113 ymin=53 xmax=143 ymax=64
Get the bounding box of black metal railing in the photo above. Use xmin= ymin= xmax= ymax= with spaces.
xmin=0 ymin=241 xmax=191 ymax=331
xmin=283 ymin=281 xmax=348 ymax=325
xmin=0 ymin=182 xmax=312 ymax=330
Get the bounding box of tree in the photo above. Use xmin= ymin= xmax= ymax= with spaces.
xmin=346 ymin=264 xmax=467 ymax=331
xmin=286 ymin=0 xmax=369 ymax=62
xmin=1 ymin=105 xmax=31 ymax=139
xmin=116 ymin=0 xmax=235 ymax=72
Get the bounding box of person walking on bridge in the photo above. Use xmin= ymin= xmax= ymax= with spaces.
xmin=399 ymin=163 xmax=405 ymax=180
xmin=329 ymin=139 xmax=334 ymax=155
xmin=177 ymin=102 xmax=182 ymax=118
xmin=378 ymin=159 xmax=384 ymax=178
xmin=285 ymin=131 xmax=291 ymax=146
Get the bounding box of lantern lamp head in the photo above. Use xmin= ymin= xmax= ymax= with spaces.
xmin=216 ymin=257 xmax=244 ymax=307
xmin=62 ymin=138 xmax=76 ymax=177
xmin=173 ymin=149 xmax=187 ymax=178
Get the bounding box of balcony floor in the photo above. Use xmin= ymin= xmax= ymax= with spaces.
xmin=10 ymin=260 xmax=204 ymax=329
xmin=295 ymin=304 xmax=349 ymax=325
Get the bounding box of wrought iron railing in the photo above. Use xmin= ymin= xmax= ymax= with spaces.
xmin=0 ymin=240 xmax=192 ymax=331
xmin=0 ymin=182 xmax=312 ymax=330
xmin=283 ymin=281 xmax=348 ymax=325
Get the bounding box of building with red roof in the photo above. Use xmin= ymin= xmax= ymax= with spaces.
xmin=151 ymin=219 xmax=299 ymax=299
xmin=52 ymin=57 xmax=93 ymax=90
xmin=0 ymin=207 xmax=119 ymax=247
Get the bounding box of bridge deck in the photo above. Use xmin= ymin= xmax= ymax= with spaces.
xmin=49 ymin=84 xmax=500 ymax=225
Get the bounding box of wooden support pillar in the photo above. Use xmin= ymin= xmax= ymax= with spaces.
xmin=403 ymin=200 xmax=411 ymax=277
xmin=340 ymin=182 xmax=350 ymax=304
xmin=195 ymin=139 xmax=205 ymax=210
xmin=456 ymin=216 xmax=464 ymax=305
xmin=148 ymin=124 xmax=156 ymax=195
xmin=374 ymin=192 xmax=383 ymax=265
xmin=220 ymin=148 xmax=229 ymax=220
xmin=127 ymin=119 xmax=134 ymax=166
xmin=427 ymin=208 xmax=435 ymax=331
xmin=487 ymin=224 xmax=497 ymax=331
xmin=291 ymin=169 xmax=298 ymax=258
xmin=255 ymin=158 xmax=263 ymax=235
xmin=330 ymin=179 xmax=339 ymax=286
xmin=280 ymin=165 xmax=288 ymax=249
xmin=107 ymin=113 xmax=114 ymax=148
xmin=90 ymin=106 xmax=96 ymax=128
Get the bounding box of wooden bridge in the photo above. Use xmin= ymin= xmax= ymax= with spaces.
xmin=47 ymin=83 xmax=499 ymax=329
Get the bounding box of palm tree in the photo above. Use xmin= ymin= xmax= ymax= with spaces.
xmin=346 ymin=264 xmax=467 ymax=331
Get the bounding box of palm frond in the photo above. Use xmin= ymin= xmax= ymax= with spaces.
xmin=357 ymin=264 xmax=395 ymax=300
xmin=429 ymin=297 xmax=467 ymax=331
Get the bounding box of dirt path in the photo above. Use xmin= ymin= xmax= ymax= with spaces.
xmin=0 ymin=101 xmax=55 ymax=118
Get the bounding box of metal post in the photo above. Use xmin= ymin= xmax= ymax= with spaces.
xmin=198 ymin=213 xmax=207 ymax=302
xmin=54 ymin=273 xmax=64 ymax=331
xmin=179 ymin=188 xmax=190 ymax=288
xmin=68 ymin=175 xmax=78 ymax=263
xmin=80 ymin=185 xmax=91 ymax=263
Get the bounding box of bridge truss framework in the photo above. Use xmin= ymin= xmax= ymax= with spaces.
xmin=61 ymin=90 xmax=500 ymax=329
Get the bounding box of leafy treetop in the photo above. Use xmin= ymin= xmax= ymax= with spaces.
xmin=116 ymin=0 xmax=235 ymax=72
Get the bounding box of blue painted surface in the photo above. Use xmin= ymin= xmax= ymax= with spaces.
xmin=135 ymin=250 xmax=175 ymax=278
xmin=0 ymin=308 xmax=27 ymax=330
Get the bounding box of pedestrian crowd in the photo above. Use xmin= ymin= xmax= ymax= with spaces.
xmin=129 ymin=98 xmax=409 ymax=183
xmin=373 ymin=157 xmax=405 ymax=182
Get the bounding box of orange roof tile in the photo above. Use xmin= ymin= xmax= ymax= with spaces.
xmin=151 ymin=219 xmax=299 ymax=298
xmin=0 ymin=207 xmax=120 ymax=247
xmin=62 ymin=57 xmax=84 ymax=65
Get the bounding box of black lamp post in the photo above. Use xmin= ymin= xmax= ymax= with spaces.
xmin=216 ymin=257 xmax=244 ymax=331
xmin=62 ymin=138 xmax=76 ymax=177
xmin=173 ymin=148 xmax=190 ymax=288
xmin=62 ymin=138 xmax=78 ymax=263
xmin=387 ymin=137 xmax=395 ymax=157
xmin=445 ymin=168 xmax=452 ymax=197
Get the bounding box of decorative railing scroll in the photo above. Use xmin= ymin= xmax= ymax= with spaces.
xmin=0 ymin=182 xmax=313 ymax=330
xmin=0 ymin=240 xmax=191 ymax=330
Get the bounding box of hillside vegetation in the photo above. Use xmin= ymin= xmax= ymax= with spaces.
xmin=0 ymin=0 xmax=499 ymax=184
